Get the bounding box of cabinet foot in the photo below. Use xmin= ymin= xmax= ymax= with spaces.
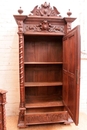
xmin=18 ymin=112 xmax=26 ymax=128
xmin=64 ymin=118 xmax=73 ymax=125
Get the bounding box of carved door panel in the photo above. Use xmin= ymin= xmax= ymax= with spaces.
xmin=63 ymin=26 xmax=80 ymax=125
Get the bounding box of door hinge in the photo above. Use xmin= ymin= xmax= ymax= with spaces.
xmin=76 ymin=69 xmax=79 ymax=85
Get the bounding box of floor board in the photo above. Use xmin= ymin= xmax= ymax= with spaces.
xmin=6 ymin=112 xmax=87 ymax=130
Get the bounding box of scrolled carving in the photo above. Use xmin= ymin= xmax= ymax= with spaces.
xmin=17 ymin=21 xmax=23 ymax=33
xmin=24 ymin=21 xmax=64 ymax=33
xmin=48 ymin=24 xmax=64 ymax=33
xmin=67 ymin=22 xmax=71 ymax=32
xmin=29 ymin=2 xmax=61 ymax=17
xmin=26 ymin=112 xmax=68 ymax=124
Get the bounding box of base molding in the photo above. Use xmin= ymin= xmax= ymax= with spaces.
xmin=17 ymin=110 xmax=72 ymax=128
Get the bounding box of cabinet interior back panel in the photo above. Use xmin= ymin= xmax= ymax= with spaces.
xmin=25 ymin=86 xmax=62 ymax=103
xmin=24 ymin=35 xmax=63 ymax=62
xmin=25 ymin=64 xmax=62 ymax=82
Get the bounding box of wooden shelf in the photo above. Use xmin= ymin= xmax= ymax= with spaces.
xmin=24 ymin=62 xmax=63 ymax=64
xmin=25 ymin=100 xmax=64 ymax=108
xmin=25 ymin=82 xmax=63 ymax=87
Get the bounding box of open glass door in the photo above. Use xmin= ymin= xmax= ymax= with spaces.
xmin=63 ymin=25 xmax=80 ymax=125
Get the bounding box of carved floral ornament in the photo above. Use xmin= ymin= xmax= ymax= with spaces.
xmin=26 ymin=112 xmax=67 ymax=123
xmin=17 ymin=2 xmax=72 ymax=17
xmin=29 ymin=2 xmax=61 ymax=17
xmin=17 ymin=2 xmax=73 ymax=34
xmin=24 ymin=20 xmax=64 ymax=33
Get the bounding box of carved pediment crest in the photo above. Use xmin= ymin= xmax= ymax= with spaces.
xmin=29 ymin=2 xmax=61 ymax=17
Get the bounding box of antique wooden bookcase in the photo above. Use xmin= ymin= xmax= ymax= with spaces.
xmin=13 ymin=2 xmax=80 ymax=128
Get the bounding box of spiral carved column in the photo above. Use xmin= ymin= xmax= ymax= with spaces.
xmin=18 ymin=21 xmax=25 ymax=108
xmin=19 ymin=33 xmax=24 ymax=107
xmin=17 ymin=21 xmax=25 ymax=127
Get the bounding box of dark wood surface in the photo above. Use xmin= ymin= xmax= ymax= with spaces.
xmin=24 ymin=35 xmax=63 ymax=62
xmin=24 ymin=62 xmax=63 ymax=64
xmin=25 ymin=64 xmax=62 ymax=82
xmin=0 ymin=89 xmax=7 ymax=130
xmin=63 ymin=26 xmax=80 ymax=125
xmin=25 ymin=111 xmax=68 ymax=125
xmin=25 ymin=82 xmax=63 ymax=87
xmin=13 ymin=2 xmax=80 ymax=128
xmin=25 ymin=101 xmax=64 ymax=108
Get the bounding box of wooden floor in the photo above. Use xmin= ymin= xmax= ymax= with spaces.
xmin=7 ymin=112 xmax=87 ymax=130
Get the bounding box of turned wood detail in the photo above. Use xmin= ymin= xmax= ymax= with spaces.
xmin=29 ymin=2 xmax=61 ymax=17
xmin=26 ymin=112 xmax=68 ymax=124
xmin=18 ymin=7 xmax=23 ymax=14
xmin=18 ymin=20 xmax=25 ymax=107
xmin=24 ymin=20 xmax=64 ymax=33
xmin=18 ymin=28 xmax=24 ymax=84
xmin=67 ymin=9 xmax=72 ymax=17
xmin=65 ymin=9 xmax=72 ymax=33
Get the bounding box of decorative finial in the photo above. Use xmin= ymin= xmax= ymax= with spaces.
xmin=67 ymin=9 xmax=72 ymax=17
xmin=18 ymin=7 xmax=23 ymax=14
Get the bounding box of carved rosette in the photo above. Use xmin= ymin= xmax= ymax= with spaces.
xmin=17 ymin=21 xmax=24 ymax=108
xmin=29 ymin=2 xmax=61 ymax=17
xmin=24 ymin=21 xmax=64 ymax=33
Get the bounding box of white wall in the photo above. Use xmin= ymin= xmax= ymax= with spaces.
xmin=0 ymin=0 xmax=87 ymax=115
xmin=78 ymin=0 xmax=87 ymax=114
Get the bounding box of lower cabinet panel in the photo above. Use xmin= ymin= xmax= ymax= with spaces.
xmin=25 ymin=111 xmax=68 ymax=125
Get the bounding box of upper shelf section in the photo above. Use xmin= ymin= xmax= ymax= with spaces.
xmin=13 ymin=2 xmax=76 ymax=35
